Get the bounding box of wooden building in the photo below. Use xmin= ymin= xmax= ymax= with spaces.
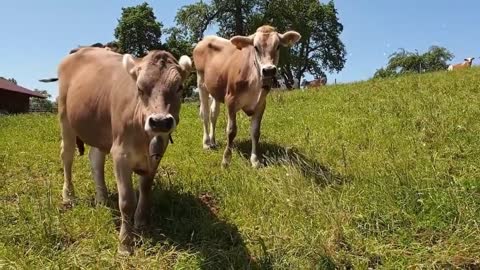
xmin=0 ymin=78 xmax=46 ymax=113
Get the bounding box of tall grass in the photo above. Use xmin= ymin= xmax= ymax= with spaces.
xmin=1 ymin=68 xmax=479 ymax=269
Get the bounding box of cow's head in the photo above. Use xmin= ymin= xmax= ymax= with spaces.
xmin=122 ymin=50 xmax=192 ymax=136
xmin=465 ymin=57 xmax=475 ymax=63
xmin=230 ymin=25 xmax=301 ymax=82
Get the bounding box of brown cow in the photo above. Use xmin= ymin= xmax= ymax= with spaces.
xmin=193 ymin=25 xmax=301 ymax=168
xmin=306 ymin=77 xmax=327 ymax=89
xmin=448 ymin=57 xmax=475 ymax=71
xmin=56 ymin=47 xmax=192 ymax=255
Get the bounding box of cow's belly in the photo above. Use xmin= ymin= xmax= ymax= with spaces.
xmin=66 ymin=92 xmax=113 ymax=152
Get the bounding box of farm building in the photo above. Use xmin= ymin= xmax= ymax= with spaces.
xmin=0 ymin=78 xmax=46 ymax=113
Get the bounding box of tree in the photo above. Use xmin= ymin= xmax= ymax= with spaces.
xmin=374 ymin=46 xmax=454 ymax=79
xmin=30 ymin=90 xmax=55 ymax=112
xmin=163 ymin=27 xmax=197 ymax=98
xmin=174 ymin=0 xmax=346 ymax=88
xmin=114 ymin=2 xmax=163 ymax=57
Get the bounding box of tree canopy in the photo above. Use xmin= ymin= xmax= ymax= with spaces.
xmin=114 ymin=2 xmax=163 ymax=57
xmin=175 ymin=0 xmax=346 ymax=88
xmin=374 ymin=46 xmax=454 ymax=79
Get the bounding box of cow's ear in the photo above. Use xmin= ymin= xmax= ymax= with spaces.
xmin=230 ymin=35 xmax=254 ymax=50
xmin=122 ymin=54 xmax=140 ymax=80
xmin=178 ymin=55 xmax=193 ymax=80
xmin=279 ymin=31 xmax=301 ymax=47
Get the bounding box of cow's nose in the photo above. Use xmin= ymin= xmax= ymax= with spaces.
xmin=262 ymin=66 xmax=277 ymax=77
xmin=148 ymin=115 xmax=175 ymax=133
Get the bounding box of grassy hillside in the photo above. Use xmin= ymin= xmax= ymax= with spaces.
xmin=1 ymin=68 xmax=480 ymax=269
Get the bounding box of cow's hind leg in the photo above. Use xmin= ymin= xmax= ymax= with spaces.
xmin=209 ymin=97 xmax=220 ymax=148
xmin=88 ymin=147 xmax=108 ymax=205
xmin=60 ymin=119 xmax=76 ymax=204
xmin=198 ymin=73 xmax=213 ymax=149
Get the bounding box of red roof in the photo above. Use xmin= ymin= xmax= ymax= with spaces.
xmin=0 ymin=78 xmax=46 ymax=98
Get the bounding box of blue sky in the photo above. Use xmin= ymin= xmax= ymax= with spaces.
xmin=0 ymin=0 xmax=478 ymax=99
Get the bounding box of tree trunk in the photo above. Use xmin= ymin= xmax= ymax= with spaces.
xmin=281 ymin=65 xmax=294 ymax=89
xmin=234 ymin=0 xmax=244 ymax=35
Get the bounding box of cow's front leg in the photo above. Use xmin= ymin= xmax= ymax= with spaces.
xmin=134 ymin=173 xmax=154 ymax=231
xmin=112 ymin=149 xmax=136 ymax=256
xmin=250 ymin=100 xmax=266 ymax=168
xmin=222 ymin=104 xmax=237 ymax=168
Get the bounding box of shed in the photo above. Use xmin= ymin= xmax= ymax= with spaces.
xmin=0 ymin=78 xmax=46 ymax=113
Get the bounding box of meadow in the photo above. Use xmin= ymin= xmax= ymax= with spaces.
xmin=1 ymin=68 xmax=480 ymax=269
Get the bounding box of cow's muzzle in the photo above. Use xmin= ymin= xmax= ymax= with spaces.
xmin=145 ymin=114 xmax=176 ymax=134
xmin=262 ymin=65 xmax=277 ymax=78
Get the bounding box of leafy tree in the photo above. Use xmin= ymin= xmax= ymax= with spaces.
xmin=114 ymin=2 xmax=163 ymax=57
xmin=174 ymin=0 xmax=346 ymax=89
xmin=163 ymin=27 xmax=197 ymax=98
xmin=30 ymin=90 xmax=55 ymax=112
xmin=374 ymin=46 xmax=454 ymax=79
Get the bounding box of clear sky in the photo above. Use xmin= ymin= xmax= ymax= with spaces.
xmin=0 ymin=0 xmax=478 ymax=99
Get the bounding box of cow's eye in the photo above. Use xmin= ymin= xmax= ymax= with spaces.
xmin=277 ymin=45 xmax=280 ymax=51
xmin=137 ymin=87 xmax=144 ymax=96
xmin=254 ymin=46 xmax=260 ymax=53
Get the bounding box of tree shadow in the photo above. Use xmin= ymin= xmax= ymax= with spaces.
xmin=236 ymin=140 xmax=349 ymax=188
xmin=109 ymin=186 xmax=270 ymax=270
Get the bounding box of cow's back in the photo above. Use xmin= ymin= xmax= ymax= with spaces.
xmin=193 ymin=36 xmax=239 ymax=101
xmin=58 ymin=48 xmax=132 ymax=152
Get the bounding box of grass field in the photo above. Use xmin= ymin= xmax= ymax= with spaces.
xmin=1 ymin=68 xmax=480 ymax=269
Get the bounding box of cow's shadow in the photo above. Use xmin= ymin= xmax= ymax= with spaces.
xmin=109 ymin=186 xmax=269 ymax=270
xmin=236 ymin=140 xmax=348 ymax=187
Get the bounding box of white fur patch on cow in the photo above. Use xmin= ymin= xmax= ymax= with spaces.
xmin=179 ymin=55 xmax=192 ymax=72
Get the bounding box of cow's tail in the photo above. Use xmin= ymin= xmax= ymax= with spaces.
xmin=39 ymin=78 xmax=58 ymax=83
xmin=76 ymin=137 xmax=85 ymax=156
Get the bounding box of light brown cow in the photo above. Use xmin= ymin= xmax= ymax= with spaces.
xmin=448 ymin=57 xmax=475 ymax=71
xmin=193 ymin=25 xmax=301 ymax=168
xmin=306 ymin=77 xmax=327 ymax=89
xmin=56 ymin=47 xmax=192 ymax=255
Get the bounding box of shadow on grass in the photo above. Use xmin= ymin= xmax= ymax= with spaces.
xmin=109 ymin=186 xmax=270 ymax=270
xmin=236 ymin=140 xmax=348 ymax=188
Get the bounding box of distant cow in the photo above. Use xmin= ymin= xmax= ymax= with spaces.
xmin=55 ymin=47 xmax=191 ymax=255
xmin=305 ymin=77 xmax=327 ymax=89
xmin=193 ymin=25 xmax=301 ymax=168
xmin=448 ymin=57 xmax=475 ymax=71
xmin=69 ymin=41 xmax=119 ymax=54
xmin=39 ymin=42 xmax=120 ymax=83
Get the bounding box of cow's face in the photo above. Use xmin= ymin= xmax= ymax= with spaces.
xmin=230 ymin=25 xmax=301 ymax=81
xmin=123 ymin=51 xmax=192 ymax=136
xmin=465 ymin=57 xmax=475 ymax=63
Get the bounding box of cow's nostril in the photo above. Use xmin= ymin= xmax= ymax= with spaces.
xmin=163 ymin=117 xmax=174 ymax=130
xmin=262 ymin=67 xmax=277 ymax=77
xmin=149 ymin=117 xmax=158 ymax=129
xmin=149 ymin=116 xmax=174 ymax=133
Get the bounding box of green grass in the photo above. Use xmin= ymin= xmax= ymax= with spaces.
xmin=1 ymin=68 xmax=480 ymax=269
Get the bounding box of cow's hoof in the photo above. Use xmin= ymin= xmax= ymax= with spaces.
xmin=118 ymin=244 xmax=134 ymax=256
xmin=250 ymin=155 xmax=262 ymax=169
xmin=62 ymin=197 xmax=75 ymax=208
xmin=251 ymin=160 xmax=261 ymax=169
xmin=221 ymin=160 xmax=230 ymax=169
xmin=95 ymin=195 xmax=108 ymax=206
xmin=203 ymin=143 xmax=218 ymax=150
xmin=134 ymin=220 xmax=148 ymax=233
